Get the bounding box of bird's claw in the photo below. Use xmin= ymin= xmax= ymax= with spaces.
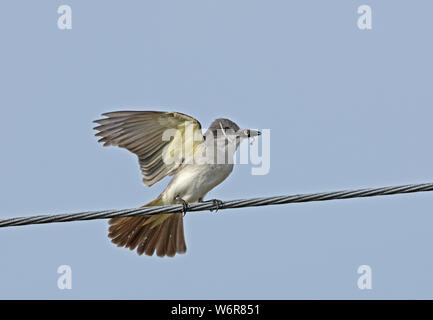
xmin=209 ymin=199 xmax=223 ymax=213
xmin=175 ymin=196 xmax=190 ymax=216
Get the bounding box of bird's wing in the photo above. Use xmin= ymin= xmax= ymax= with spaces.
xmin=93 ymin=111 xmax=204 ymax=186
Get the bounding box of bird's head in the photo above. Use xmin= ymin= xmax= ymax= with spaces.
xmin=205 ymin=118 xmax=261 ymax=145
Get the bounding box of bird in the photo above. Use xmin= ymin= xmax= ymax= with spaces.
xmin=93 ymin=110 xmax=260 ymax=257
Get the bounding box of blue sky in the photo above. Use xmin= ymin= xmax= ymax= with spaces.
xmin=1 ymin=0 xmax=433 ymax=299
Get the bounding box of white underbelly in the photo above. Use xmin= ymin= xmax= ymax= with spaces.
xmin=161 ymin=164 xmax=233 ymax=204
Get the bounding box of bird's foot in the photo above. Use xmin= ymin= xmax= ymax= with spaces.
xmin=209 ymin=199 xmax=223 ymax=213
xmin=175 ymin=195 xmax=190 ymax=216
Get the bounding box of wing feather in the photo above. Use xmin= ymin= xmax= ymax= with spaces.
xmin=94 ymin=110 xmax=204 ymax=186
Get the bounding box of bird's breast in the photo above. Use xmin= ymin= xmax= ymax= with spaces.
xmin=161 ymin=164 xmax=234 ymax=204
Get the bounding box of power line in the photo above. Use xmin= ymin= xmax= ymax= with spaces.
xmin=1 ymin=182 xmax=432 ymax=228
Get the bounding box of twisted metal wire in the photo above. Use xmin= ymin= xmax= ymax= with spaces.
xmin=1 ymin=182 xmax=432 ymax=228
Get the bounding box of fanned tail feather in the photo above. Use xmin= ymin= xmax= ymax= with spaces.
xmin=108 ymin=196 xmax=186 ymax=257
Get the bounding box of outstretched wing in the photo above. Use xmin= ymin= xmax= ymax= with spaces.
xmin=93 ymin=111 xmax=204 ymax=186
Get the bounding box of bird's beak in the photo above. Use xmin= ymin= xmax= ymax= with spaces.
xmin=239 ymin=129 xmax=261 ymax=138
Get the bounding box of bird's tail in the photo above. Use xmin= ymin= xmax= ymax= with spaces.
xmin=108 ymin=195 xmax=186 ymax=257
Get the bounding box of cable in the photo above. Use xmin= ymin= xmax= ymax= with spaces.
xmin=1 ymin=182 xmax=432 ymax=228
